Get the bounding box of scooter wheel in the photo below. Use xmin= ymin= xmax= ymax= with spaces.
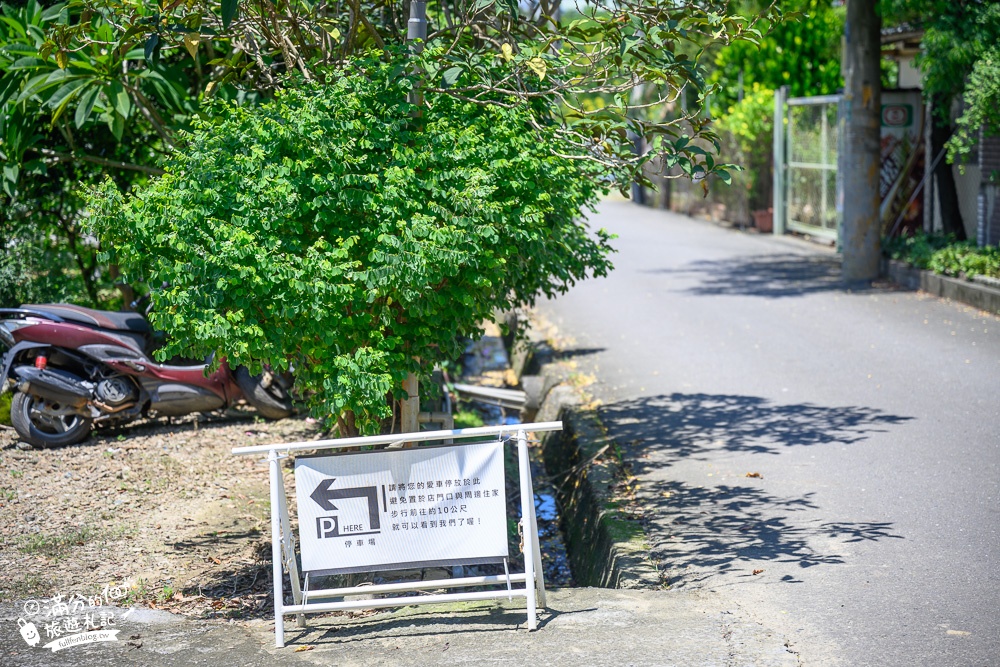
xmin=234 ymin=367 xmax=293 ymax=420
xmin=10 ymin=392 xmax=93 ymax=448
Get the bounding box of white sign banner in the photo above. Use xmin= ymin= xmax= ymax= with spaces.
xmin=294 ymin=441 xmax=509 ymax=574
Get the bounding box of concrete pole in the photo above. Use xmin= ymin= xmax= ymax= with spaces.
xmin=399 ymin=4 xmax=426 ymax=437
xmin=840 ymin=0 xmax=882 ymax=282
xmin=407 ymin=1 xmax=427 ymax=107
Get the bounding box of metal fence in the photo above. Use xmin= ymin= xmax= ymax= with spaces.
xmin=781 ymin=93 xmax=842 ymax=241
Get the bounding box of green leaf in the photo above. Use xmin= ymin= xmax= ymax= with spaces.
xmin=74 ymin=85 xmax=100 ymax=128
xmin=46 ymin=78 xmax=88 ymax=111
xmin=113 ymin=82 xmax=131 ymax=119
xmin=110 ymin=111 xmax=124 ymax=140
xmin=442 ymin=66 xmax=462 ymax=86
xmin=16 ymin=70 xmax=66 ymax=104
xmin=143 ymin=33 xmax=160 ymax=67
xmin=48 ymin=80 xmax=90 ymax=124
xmin=221 ymin=0 xmax=238 ymax=30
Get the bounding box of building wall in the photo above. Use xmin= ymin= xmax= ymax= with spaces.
xmin=898 ymin=58 xmax=922 ymax=89
xmin=977 ymin=135 xmax=1000 ymax=245
xmin=954 ymin=165 xmax=982 ymax=239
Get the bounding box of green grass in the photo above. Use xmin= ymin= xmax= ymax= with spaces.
xmin=453 ymin=409 xmax=485 ymax=429
xmin=19 ymin=526 xmax=100 ymax=559
xmin=0 ymin=391 xmax=11 ymax=426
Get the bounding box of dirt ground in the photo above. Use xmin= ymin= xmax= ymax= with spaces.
xmin=0 ymin=411 xmax=323 ymax=619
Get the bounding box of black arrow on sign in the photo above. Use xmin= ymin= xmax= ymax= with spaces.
xmin=310 ymin=479 xmax=381 ymax=530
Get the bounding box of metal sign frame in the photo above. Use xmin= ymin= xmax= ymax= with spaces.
xmin=232 ymin=421 xmax=563 ymax=648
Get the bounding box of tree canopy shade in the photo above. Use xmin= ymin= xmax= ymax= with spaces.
xmin=87 ymin=52 xmax=615 ymax=433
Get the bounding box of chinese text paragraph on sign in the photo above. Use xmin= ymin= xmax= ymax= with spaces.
xmin=295 ymin=441 xmax=508 ymax=574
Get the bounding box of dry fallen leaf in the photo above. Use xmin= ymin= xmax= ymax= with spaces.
xmin=752 ymin=569 xmax=764 ymax=575
xmin=746 ymin=472 xmax=763 ymax=479
xmin=294 ymin=645 xmax=315 ymax=652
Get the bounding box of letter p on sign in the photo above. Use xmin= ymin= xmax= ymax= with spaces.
xmin=316 ymin=516 xmax=339 ymax=539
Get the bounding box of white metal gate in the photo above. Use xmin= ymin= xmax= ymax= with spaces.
xmin=773 ymin=88 xmax=843 ymax=242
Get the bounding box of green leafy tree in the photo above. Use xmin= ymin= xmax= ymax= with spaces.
xmin=698 ymin=0 xmax=840 ymax=220
xmin=882 ymin=0 xmax=1000 ymax=239
xmin=708 ymin=0 xmax=843 ymax=116
xmin=712 ymin=83 xmax=774 ymax=210
xmin=19 ymin=0 xmax=781 ymax=186
xmin=949 ymin=45 xmax=1000 ymax=167
xmin=12 ymin=0 xmax=782 ymax=430
xmin=0 ymin=0 xmax=201 ymax=306
xmin=4 ymin=0 xmax=780 ymax=309
xmin=88 ymin=52 xmax=615 ymax=434
xmin=0 ymin=0 xmax=267 ymax=307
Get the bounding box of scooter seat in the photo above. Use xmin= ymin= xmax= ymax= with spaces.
xmin=22 ymin=303 xmax=152 ymax=334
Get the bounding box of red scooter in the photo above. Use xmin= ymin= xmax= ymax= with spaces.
xmin=0 ymin=303 xmax=293 ymax=448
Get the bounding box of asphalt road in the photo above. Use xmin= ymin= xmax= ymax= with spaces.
xmin=537 ymin=199 xmax=1000 ymax=667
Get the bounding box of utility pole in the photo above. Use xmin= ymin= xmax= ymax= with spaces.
xmin=407 ymin=1 xmax=427 ymax=106
xmin=841 ymin=0 xmax=882 ymax=283
xmin=400 ymin=1 xmax=427 ymax=436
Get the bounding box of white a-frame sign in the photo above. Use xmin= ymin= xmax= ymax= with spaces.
xmin=232 ymin=421 xmax=562 ymax=648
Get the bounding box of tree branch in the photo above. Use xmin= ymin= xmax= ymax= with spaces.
xmin=32 ymin=148 xmax=166 ymax=176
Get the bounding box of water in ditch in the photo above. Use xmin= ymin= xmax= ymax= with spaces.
xmin=472 ymin=404 xmax=575 ymax=588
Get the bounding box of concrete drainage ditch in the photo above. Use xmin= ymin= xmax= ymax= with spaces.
xmin=505 ymin=314 xmax=662 ymax=590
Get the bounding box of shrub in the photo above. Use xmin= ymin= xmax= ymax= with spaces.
xmin=713 ymin=84 xmax=775 ymax=212
xmin=883 ymin=232 xmax=1000 ymax=279
xmin=87 ymin=52 xmax=615 ymax=433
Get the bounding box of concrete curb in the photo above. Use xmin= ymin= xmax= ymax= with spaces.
xmin=540 ymin=406 xmax=661 ymax=589
xmin=882 ymin=258 xmax=1000 ymax=315
xmin=507 ymin=314 xmax=660 ymax=590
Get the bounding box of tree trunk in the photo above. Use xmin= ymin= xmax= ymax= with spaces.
xmin=841 ymin=0 xmax=882 ymax=283
xmin=400 ymin=372 xmax=419 ymax=435
xmin=337 ymin=411 xmax=360 ymax=438
xmin=929 ymin=93 xmax=967 ymax=240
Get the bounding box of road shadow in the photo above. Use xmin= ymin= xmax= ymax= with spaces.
xmin=552 ymin=346 xmax=605 ymax=361
xmin=641 ymin=481 xmax=904 ymax=588
xmin=596 ymin=393 xmax=911 ymax=587
xmin=646 ymin=253 xmax=852 ymax=298
xmin=602 ymin=393 xmax=912 ymax=469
